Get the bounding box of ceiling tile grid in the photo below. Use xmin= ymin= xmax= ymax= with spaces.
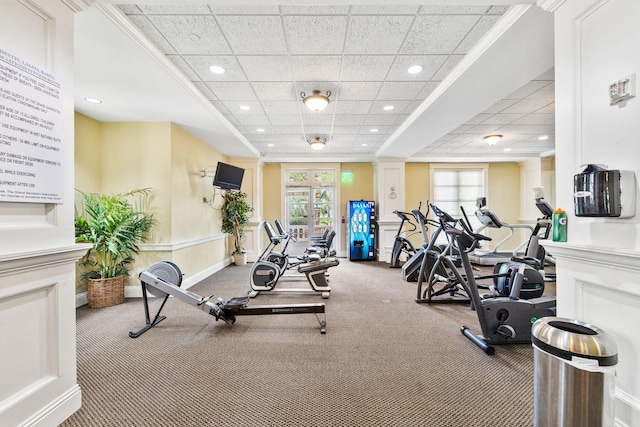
xmin=117 ymin=4 xmax=555 ymax=159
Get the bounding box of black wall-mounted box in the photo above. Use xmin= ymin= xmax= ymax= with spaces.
xmin=573 ymin=164 xmax=635 ymax=218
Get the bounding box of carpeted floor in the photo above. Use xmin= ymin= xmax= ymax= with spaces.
xmin=61 ymin=259 xmax=554 ymax=426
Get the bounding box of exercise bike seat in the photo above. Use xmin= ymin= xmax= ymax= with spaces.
xmin=297 ymin=258 xmax=339 ymax=273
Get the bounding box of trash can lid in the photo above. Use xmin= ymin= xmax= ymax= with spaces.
xmin=532 ymin=317 xmax=617 ymax=366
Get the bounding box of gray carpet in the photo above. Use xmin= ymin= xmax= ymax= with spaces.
xmin=61 ymin=259 xmax=551 ymax=426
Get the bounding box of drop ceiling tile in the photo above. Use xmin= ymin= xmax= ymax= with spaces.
xmin=432 ymin=55 xmax=464 ymax=80
xmin=207 ymin=82 xmax=257 ymax=101
xmin=280 ymin=5 xmax=350 ymax=14
xmin=394 ymin=115 xmax=410 ymax=125
xmin=450 ymin=124 xmax=474 ymax=133
xmin=147 ymin=15 xmax=232 ymax=55
xmin=216 ymin=16 xmax=287 ymax=54
xmin=183 ymin=56 xmax=246 ymax=82
xmin=535 ymin=103 xmax=555 ymax=114
xmin=302 ymin=115 xmax=334 ymax=126
xmin=223 ymin=101 xmax=265 ymax=115
xmin=284 ymin=16 xmax=348 ymax=55
xmin=420 ymin=6 xmax=490 ymax=14
xmin=505 ymin=81 xmax=552 ymax=100
xmin=512 ymin=114 xmax=555 ymax=125
xmin=237 ymin=56 xmax=293 ymax=81
xmin=481 ymin=113 xmax=526 ymax=125
xmin=483 ymin=99 xmax=519 ymax=114
xmin=245 ymin=125 xmax=275 ymax=134
xmin=340 ymin=55 xmax=396 ymax=81
xmin=387 ymin=55 xmax=449 ymax=80
xmin=331 ymin=126 xmax=361 ymax=135
xmin=360 ymin=125 xmax=389 ymax=134
xmin=222 ymin=114 xmax=239 ymax=125
xmin=332 ymin=115 xmax=366 ymax=126
xmin=345 ymin=15 xmax=414 ymax=54
xmin=291 ymin=56 xmax=343 ymax=81
xmin=455 ymin=15 xmax=500 ymax=54
xmin=465 ymin=113 xmax=492 ymax=125
xmin=252 ymin=134 xmax=300 ymax=142
xmin=192 ymin=81 xmax=216 ymax=100
xmin=137 ymin=5 xmax=210 ymax=14
xmin=334 ymin=100 xmax=374 ymax=115
xmin=117 ymin=5 xmax=142 ymax=14
xmin=401 ymin=15 xmax=481 ymax=54
xmin=261 ymin=100 xmax=301 ymax=115
xmin=364 ymin=115 xmax=400 ymax=126
xmin=467 ymin=124 xmax=502 ymax=134
xmin=370 ymin=100 xmax=412 ymax=114
xmin=336 ymin=82 xmax=382 ymax=101
xmin=487 ymin=6 xmax=511 ymax=14
xmin=528 ymin=83 xmax=555 ymax=100
xmin=252 ymin=82 xmax=297 ymax=101
xmin=502 ymin=99 xmax=554 ymax=114
xmin=417 ymin=81 xmax=440 ymax=99
xmin=377 ymin=81 xmax=427 ymax=100
xmin=126 ymin=15 xmax=177 ymax=54
xmin=350 ymin=5 xmax=421 ymax=15
xmin=498 ymin=124 xmax=554 ymax=134
xmin=167 ymin=56 xmax=200 ymax=80
xmin=268 ymin=114 xmax=301 ymax=126
xmin=304 ymin=126 xmax=332 ymax=135
xmin=273 ymin=125 xmax=304 ymax=134
xmin=234 ymin=114 xmax=271 ymax=126
xmin=208 ymin=5 xmax=281 ymax=14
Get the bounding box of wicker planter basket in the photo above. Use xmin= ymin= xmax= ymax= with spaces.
xmin=87 ymin=276 xmax=125 ymax=308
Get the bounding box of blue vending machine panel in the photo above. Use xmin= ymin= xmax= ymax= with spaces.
xmin=347 ymin=200 xmax=376 ymax=261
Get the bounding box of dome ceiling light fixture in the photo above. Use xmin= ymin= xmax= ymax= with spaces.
xmin=307 ymin=137 xmax=327 ymax=150
xmin=484 ymin=134 xmax=503 ymax=146
xmin=301 ymin=90 xmax=331 ymax=112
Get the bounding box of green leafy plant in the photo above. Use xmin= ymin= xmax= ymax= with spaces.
xmin=221 ymin=190 xmax=253 ymax=255
xmin=75 ymin=188 xmax=156 ymax=279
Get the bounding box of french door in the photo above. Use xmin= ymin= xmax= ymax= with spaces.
xmin=285 ymin=186 xmax=335 ymax=254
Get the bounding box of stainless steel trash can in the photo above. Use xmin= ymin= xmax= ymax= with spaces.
xmin=532 ymin=317 xmax=618 ymax=427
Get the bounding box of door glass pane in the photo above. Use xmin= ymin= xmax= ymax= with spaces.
xmin=313 ymin=171 xmax=334 ymax=182
xmin=312 ymin=187 xmax=334 ymax=237
xmin=286 ymin=187 xmax=309 ymax=241
xmin=288 ymin=171 xmax=308 ymax=183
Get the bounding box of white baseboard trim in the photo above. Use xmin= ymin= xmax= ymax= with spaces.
xmin=76 ymin=258 xmax=233 ymax=307
xmin=20 ymin=384 xmax=82 ymax=427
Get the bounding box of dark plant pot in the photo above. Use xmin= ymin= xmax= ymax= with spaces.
xmin=87 ymin=276 xmax=125 ymax=308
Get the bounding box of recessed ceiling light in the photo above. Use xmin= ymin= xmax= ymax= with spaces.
xmin=256 ymin=128 xmax=265 ymax=132
xmin=209 ymin=65 xmax=225 ymax=74
xmin=267 ymin=143 xmax=274 ymax=147
xmin=84 ymin=97 xmax=102 ymax=104
xmin=370 ymin=128 xmax=379 ymax=133
xmin=504 ymin=148 xmax=512 ymax=152
xmin=361 ymin=143 xmax=368 ymax=146
xmin=538 ymin=135 xmax=549 ymax=140
xmin=239 ymin=105 xmax=250 ymax=111
xmin=383 ymin=105 xmax=394 ymax=111
xmin=408 ymin=65 xmax=422 ymax=74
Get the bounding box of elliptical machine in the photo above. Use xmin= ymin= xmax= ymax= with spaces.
xmin=390 ymin=210 xmax=418 ymax=268
xmin=445 ymin=220 xmax=556 ymax=355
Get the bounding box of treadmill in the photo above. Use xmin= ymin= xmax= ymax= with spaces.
xmin=466 ymin=197 xmax=533 ymax=266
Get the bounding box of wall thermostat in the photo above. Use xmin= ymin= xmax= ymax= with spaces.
xmin=609 ymin=74 xmax=636 ymax=106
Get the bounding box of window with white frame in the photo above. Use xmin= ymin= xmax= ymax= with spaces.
xmin=430 ymin=164 xmax=488 ymax=231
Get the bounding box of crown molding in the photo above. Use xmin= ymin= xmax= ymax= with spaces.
xmin=537 ymin=0 xmax=567 ymax=12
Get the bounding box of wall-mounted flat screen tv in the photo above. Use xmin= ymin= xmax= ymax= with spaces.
xmin=213 ymin=162 xmax=244 ymax=191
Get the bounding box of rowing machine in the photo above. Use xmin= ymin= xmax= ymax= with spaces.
xmin=129 ymin=261 xmax=327 ymax=337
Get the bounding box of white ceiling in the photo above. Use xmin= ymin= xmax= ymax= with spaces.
xmin=75 ymin=1 xmax=554 ymax=162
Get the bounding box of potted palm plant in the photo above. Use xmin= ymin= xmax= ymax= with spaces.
xmin=75 ymin=188 xmax=156 ymax=308
xmin=221 ymin=190 xmax=253 ymax=265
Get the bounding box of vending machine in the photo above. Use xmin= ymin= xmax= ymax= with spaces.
xmin=346 ymin=200 xmax=376 ymax=261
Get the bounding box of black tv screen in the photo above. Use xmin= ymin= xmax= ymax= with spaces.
xmin=213 ymin=162 xmax=244 ymax=191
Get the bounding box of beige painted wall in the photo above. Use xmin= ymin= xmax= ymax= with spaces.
xmin=340 ymin=163 xmax=374 ymax=251
xmin=73 ymin=114 xmax=232 ymax=293
xmin=486 ymin=162 xmax=523 ymax=251
xmin=405 ymin=163 xmax=431 ymax=248
xmin=262 ymin=162 xmax=281 ymax=224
